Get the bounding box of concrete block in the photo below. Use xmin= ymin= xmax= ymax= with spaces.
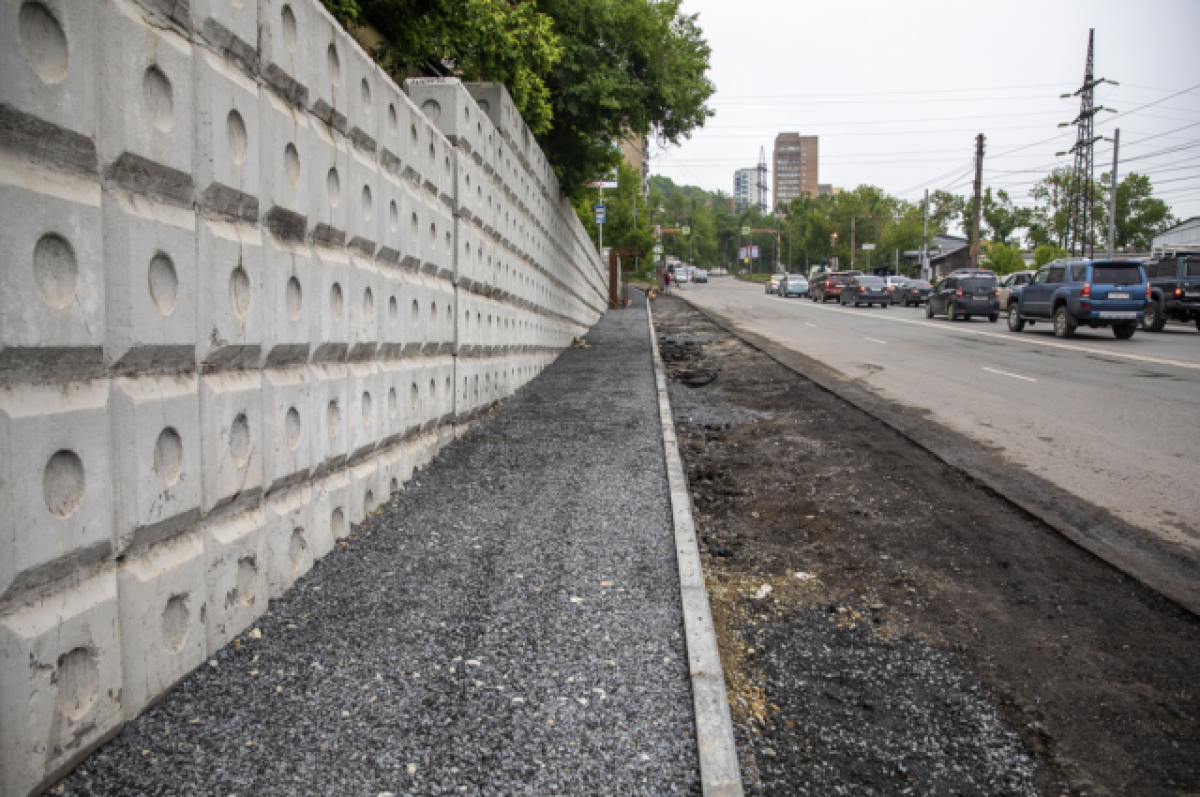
xmin=0 ymin=176 xmax=104 ymax=378
xmin=195 ymin=49 xmax=260 ymax=221
xmin=432 ymin=200 xmax=457 ymax=282
xmin=309 ymin=362 xmax=349 ymax=477
xmin=464 ymin=82 xmax=519 ymax=155
xmin=199 ymin=370 xmax=263 ymax=516
xmin=0 ymin=0 xmax=98 ymax=174
xmin=197 ymin=218 xmax=263 ymax=369
xmin=375 ymin=173 xmax=406 ymax=266
xmin=97 ymin=3 xmax=194 ymax=200
xmin=377 ymin=360 xmax=404 ymax=445
xmin=261 ymin=366 xmax=311 ymax=492
xmin=310 ymin=245 xmax=350 ymax=362
xmin=307 ymin=7 xmax=349 ymax=132
xmin=191 ymin=0 xmax=258 ymax=65
xmin=454 ymin=217 xmax=479 ymax=291
xmin=345 ymin=46 xmax=380 ymax=156
xmin=347 ymin=147 xmax=379 ymax=255
xmin=256 ymin=0 xmax=312 ymax=106
xmin=455 ymin=290 xmax=475 ymax=356
xmin=377 ymin=442 xmax=409 ymax=498
xmin=102 ymin=189 xmax=197 ymax=372
xmin=258 ymin=88 xmax=310 ymax=222
xmin=202 ymin=506 xmax=267 ymax=653
xmin=435 ymin=355 xmax=455 ymax=425
xmin=0 ymin=570 xmax=123 ymax=797
xmin=404 ymin=78 xmax=494 ymax=173
xmin=110 ymin=375 xmax=201 ymax=556
xmin=264 ymin=483 xmax=312 ymax=599
xmin=401 ymin=181 xmax=429 ymax=270
xmin=311 ymin=468 xmax=350 ymax=559
xmin=117 ymin=531 xmax=206 ymax=719
xmin=261 ymin=232 xmax=314 ymax=366
xmin=0 ymin=381 xmax=112 ymax=604
xmin=376 ymin=265 xmax=407 ymax=359
xmin=431 ymin=275 xmax=457 ymax=354
xmin=347 ymin=361 xmax=380 ymax=461
xmin=308 ymin=118 xmax=350 ymax=244
xmin=376 ymin=80 xmax=412 ymax=181
xmin=348 ymin=254 xmax=381 ymax=359
xmin=348 ymin=455 xmax=379 ymax=525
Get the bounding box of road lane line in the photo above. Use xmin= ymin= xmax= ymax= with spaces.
xmin=864 ymin=337 xmax=887 ymax=344
xmin=804 ymin=323 xmax=817 ymax=328
xmin=983 ymin=367 xmax=1037 ymax=382
xmin=751 ymin=292 xmax=1200 ymax=372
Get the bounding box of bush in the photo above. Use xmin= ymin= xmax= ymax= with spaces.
xmin=982 ymin=243 xmax=1027 ymax=275
xmin=1033 ymin=244 xmax=1068 ymax=269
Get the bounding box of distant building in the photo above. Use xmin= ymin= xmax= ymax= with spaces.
xmin=817 ymin=184 xmax=842 ymax=196
xmin=733 ymin=168 xmax=762 ymax=210
xmin=1152 ymin=217 xmax=1200 ymax=251
xmin=773 ymin=132 xmax=819 ymax=207
xmin=619 ymin=135 xmax=649 ymax=198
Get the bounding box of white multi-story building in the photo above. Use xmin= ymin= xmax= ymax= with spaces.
xmin=733 ymin=167 xmax=764 ymax=211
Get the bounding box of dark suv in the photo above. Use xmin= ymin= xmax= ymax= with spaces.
xmin=1006 ymin=260 xmax=1147 ymax=339
xmin=926 ymin=274 xmax=1000 ymax=321
xmin=1140 ymin=254 xmax=1200 ymax=332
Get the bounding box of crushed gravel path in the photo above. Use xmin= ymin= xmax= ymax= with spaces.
xmin=61 ymin=292 xmax=701 ymax=796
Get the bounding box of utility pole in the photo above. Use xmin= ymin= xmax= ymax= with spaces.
xmin=1107 ymin=128 xmax=1120 ymax=259
xmin=851 ymin=217 xmax=856 ymax=268
xmin=1059 ymin=30 xmax=1117 ymax=258
xmin=969 ymin=133 xmax=985 ymax=270
xmin=922 ymin=189 xmax=930 ymax=281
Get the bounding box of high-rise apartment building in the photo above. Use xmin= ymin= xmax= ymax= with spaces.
xmin=773 ymin=132 xmax=819 ymax=208
xmin=733 ymin=167 xmax=762 ymax=210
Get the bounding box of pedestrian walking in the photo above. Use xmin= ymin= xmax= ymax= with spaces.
xmin=664 ymin=270 xmax=672 ymax=294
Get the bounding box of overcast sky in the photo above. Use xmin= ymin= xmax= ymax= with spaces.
xmin=651 ymin=0 xmax=1200 ymax=228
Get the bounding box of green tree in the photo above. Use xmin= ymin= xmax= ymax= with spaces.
xmin=573 ymin=160 xmax=650 ymax=255
xmin=928 ymin=190 xmax=966 ymax=234
xmin=1033 ymin=244 xmax=1068 ymax=268
xmin=1098 ymin=172 xmax=1175 ymax=250
xmin=982 ymin=242 xmax=1026 ymax=274
xmin=981 ymin=187 xmax=1031 ymax=246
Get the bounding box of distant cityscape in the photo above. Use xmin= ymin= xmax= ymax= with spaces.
xmin=732 ymin=132 xmax=840 ymax=213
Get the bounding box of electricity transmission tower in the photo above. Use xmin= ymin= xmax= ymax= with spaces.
xmin=1061 ymin=29 xmax=1118 ymax=258
xmin=756 ymin=147 xmax=769 ymax=215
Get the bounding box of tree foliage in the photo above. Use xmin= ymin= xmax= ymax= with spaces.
xmin=982 ymin=242 xmax=1027 ymax=274
xmin=1033 ymin=244 xmax=1068 ymax=268
xmin=1100 ymin=172 xmax=1175 ymax=249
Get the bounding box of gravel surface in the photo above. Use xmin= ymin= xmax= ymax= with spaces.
xmin=60 ymin=293 xmax=701 ymax=796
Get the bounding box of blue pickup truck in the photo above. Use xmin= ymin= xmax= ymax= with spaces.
xmin=1006 ymin=259 xmax=1148 ymax=339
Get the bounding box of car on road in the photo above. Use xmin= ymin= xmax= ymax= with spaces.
xmin=883 ymin=276 xmax=909 ymax=301
xmin=1006 ymin=260 xmax=1147 ymax=339
xmin=694 ymin=269 xmax=709 ymax=284
xmin=926 ymin=273 xmax=1000 ymax=322
xmin=894 ymin=279 xmax=933 ymax=306
xmin=810 ymin=271 xmax=861 ymax=303
xmin=1140 ymin=253 xmax=1200 ymax=332
xmin=840 ymin=275 xmax=891 ymax=307
xmin=779 ymin=274 xmax=809 ymax=297
xmin=766 ymin=275 xmax=783 ymax=294
xmin=997 ymin=270 xmax=1035 ymax=306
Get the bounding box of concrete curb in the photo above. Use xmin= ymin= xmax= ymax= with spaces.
xmin=676 ymin=294 xmax=1200 ymax=619
xmin=646 ymin=300 xmax=744 ymax=797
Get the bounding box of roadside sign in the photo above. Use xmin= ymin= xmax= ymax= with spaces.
xmin=654 ymin=245 xmax=663 ymax=254
xmin=594 ymin=205 xmax=606 ymax=223
xmin=656 ymin=224 xmax=661 ymax=235
xmin=589 ymin=181 xmax=619 ymax=189
xmin=742 ymin=226 xmax=750 ymax=235
xmin=751 ymin=246 xmax=760 ymax=258
xmin=683 ymin=226 xmax=691 ymax=235
xmin=738 ymin=247 xmax=746 ymax=259
xmin=862 ymin=243 xmax=876 ymax=250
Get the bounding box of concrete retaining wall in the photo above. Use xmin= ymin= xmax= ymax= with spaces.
xmin=0 ymin=1 xmax=606 ymax=793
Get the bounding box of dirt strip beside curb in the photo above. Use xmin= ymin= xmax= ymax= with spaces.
xmin=647 ymin=299 xmax=745 ymax=797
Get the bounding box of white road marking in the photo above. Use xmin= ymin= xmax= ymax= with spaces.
xmin=982 ymin=367 xmax=1037 ymax=382
xmin=864 ymin=337 xmax=887 ymax=344
xmin=804 ymin=323 xmax=818 ymax=328
xmin=750 ymin=289 xmax=1200 ymax=372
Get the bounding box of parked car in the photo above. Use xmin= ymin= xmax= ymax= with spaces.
xmin=766 ymin=275 xmax=783 ymax=294
xmin=779 ymin=274 xmax=809 ymax=297
xmin=1140 ymin=254 xmax=1200 ymax=331
xmin=840 ymin=275 xmax=891 ymax=307
xmin=894 ymin=279 xmax=933 ymax=306
xmin=1006 ymin=259 xmax=1147 ymax=339
xmin=998 ymin=270 xmax=1035 ymax=307
xmin=883 ymin=276 xmax=908 ymax=299
xmin=926 ymin=273 xmax=1000 ymax=321
xmin=811 ymin=271 xmax=860 ymax=302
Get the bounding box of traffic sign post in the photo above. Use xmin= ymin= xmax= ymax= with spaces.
xmin=594 ymin=204 xmax=605 ymax=253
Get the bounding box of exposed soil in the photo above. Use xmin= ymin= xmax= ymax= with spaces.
xmin=654 ymin=295 xmax=1200 ymax=796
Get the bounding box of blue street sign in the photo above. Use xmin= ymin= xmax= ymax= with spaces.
xmin=594 ymin=205 xmax=606 ymax=223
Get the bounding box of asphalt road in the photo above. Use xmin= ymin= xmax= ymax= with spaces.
xmin=674 ymin=277 xmax=1200 ymax=557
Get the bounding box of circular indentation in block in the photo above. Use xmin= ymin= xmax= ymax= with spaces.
xmin=230 ymin=413 xmax=251 ymax=468
xmin=361 ymin=185 xmax=372 ymax=221
xmin=33 ymin=232 xmax=78 ymax=309
xmin=286 ymin=276 xmax=302 ymax=321
xmin=410 ymin=123 xmax=418 ymax=152
xmin=410 ymin=382 xmax=418 ymax=410
xmin=388 ymin=387 xmax=397 ymax=418
xmin=360 ymin=78 xmax=371 ymax=114
xmin=154 ymin=427 xmax=184 ymax=487
xmin=444 ymin=156 xmax=451 ymax=177
xmin=465 ymin=173 xmax=471 ymax=189
xmin=363 ymin=287 xmax=374 ymax=322
xmin=390 ymin=477 xmax=399 ymax=494
xmin=361 ymin=391 xmax=372 ymax=427
xmin=19 ymin=2 xmax=68 ymax=84
xmin=289 ymin=528 xmax=306 ymax=571
xmin=421 ymin=99 xmax=441 ymax=122
xmin=429 ymin=223 xmax=436 ymax=249
xmin=236 ymin=556 xmax=257 ymax=605
xmin=281 ymin=4 xmax=297 ymax=52
xmin=327 ymin=43 xmax=340 ymax=85
xmin=44 ymin=450 xmax=84 ymax=518
xmin=410 ymin=211 xmax=419 ymax=240
xmin=227 ymin=109 xmax=248 ymax=164
xmin=477 ymin=99 xmax=490 ymax=114
xmin=446 ymin=305 xmax=452 ymax=328
xmin=389 ymin=200 xmax=398 ymax=232
xmin=411 ymin=299 xmax=419 ymax=328
xmin=445 ymin=231 xmax=451 ymax=251
xmin=365 ymin=488 xmax=374 ymax=508
xmin=428 ymin=142 xmax=435 ymax=162
xmin=284 ymin=143 xmax=300 ymax=189
xmin=285 ymin=407 xmax=301 ymax=450
xmin=143 ymin=66 xmax=174 ymax=133
xmin=330 ymin=282 xmax=343 ymax=321
xmin=388 ymin=103 xmax=398 ymax=138
xmin=55 ymin=647 xmax=99 ymax=721
xmin=148 ymin=253 xmax=178 ymax=316
xmin=327 ymin=399 xmax=340 ymax=439
xmin=326 ymin=167 xmax=340 ymax=208
xmin=430 ymin=302 xmax=437 ymax=329
xmin=161 ymin=594 xmax=189 ymax=654
xmin=331 ymin=507 xmax=345 ymax=538
xmin=429 ymin=379 xmax=436 ymax=406
xmin=229 ymin=266 xmax=251 ymax=318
